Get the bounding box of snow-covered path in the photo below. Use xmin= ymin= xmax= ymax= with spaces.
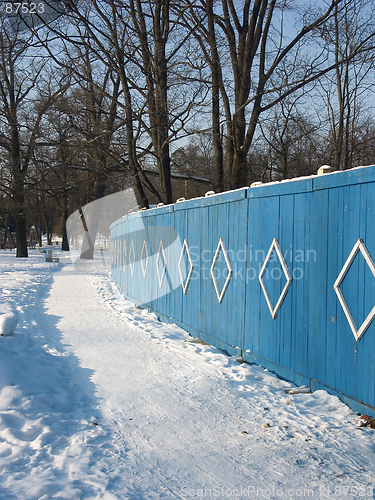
xmin=1 ymin=251 xmax=375 ymax=499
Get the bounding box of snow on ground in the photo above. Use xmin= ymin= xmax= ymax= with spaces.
xmin=0 ymin=249 xmax=375 ymax=500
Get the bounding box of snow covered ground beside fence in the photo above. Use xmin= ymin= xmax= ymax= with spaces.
xmin=0 ymin=249 xmax=374 ymax=499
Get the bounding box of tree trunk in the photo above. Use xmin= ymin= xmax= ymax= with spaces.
xmin=36 ymin=224 xmax=42 ymax=247
xmin=207 ymin=0 xmax=224 ymax=192
xmin=61 ymin=220 xmax=69 ymax=251
xmin=230 ymin=101 xmax=262 ymax=189
xmin=16 ymin=212 xmax=28 ymax=257
xmin=3 ymin=213 xmax=8 ymax=249
xmin=116 ymin=45 xmax=150 ymax=209
xmin=230 ymin=149 xmax=248 ymax=189
xmin=13 ymin=180 xmax=28 ymax=257
xmin=132 ymin=0 xmax=172 ymax=204
xmin=154 ymin=0 xmax=172 ymax=204
xmin=61 ymin=192 xmax=69 ymax=252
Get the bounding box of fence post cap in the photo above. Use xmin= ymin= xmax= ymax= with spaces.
xmin=317 ymin=165 xmax=332 ymax=175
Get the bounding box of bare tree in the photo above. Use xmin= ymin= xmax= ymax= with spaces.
xmin=187 ymin=0 xmax=225 ymax=192
xmin=318 ymin=0 xmax=375 ymax=170
xmin=187 ymin=0 xmax=375 ymax=189
xmin=257 ymin=93 xmax=326 ymax=180
xmin=32 ymin=0 xmax=208 ymax=206
xmin=0 ymin=18 xmax=69 ymax=256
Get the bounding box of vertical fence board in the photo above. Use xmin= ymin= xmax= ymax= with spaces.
xmin=250 ymin=195 xmax=280 ymax=365
xmin=227 ymin=199 xmax=248 ymax=349
xmin=325 ymin=187 xmax=342 ymax=393
xmin=244 ymin=197 xmax=261 ymax=357
xmin=186 ymin=207 xmax=202 ymax=333
xmin=363 ymin=183 xmax=375 ymax=405
xmin=308 ymin=189 xmax=329 ymax=384
xmin=200 ymin=205 xmax=213 ymax=341
xmin=173 ymin=208 xmax=186 ymax=326
xmin=210 ymin=203 xmax=226 ymax=345
xmin=278 ymin=194 xmax=294 ymax=371
xmin=290 ymin=192 xmax=310 ymax=378
xmin=340 ymin=185 xmax=361 ymax=400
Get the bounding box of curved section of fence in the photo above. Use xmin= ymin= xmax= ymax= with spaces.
xmin=111 ymin=165 xmax=375 ymax=415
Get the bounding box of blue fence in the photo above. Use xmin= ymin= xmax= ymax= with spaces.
xmin=110 ymin=165 xmax=375 ymax=415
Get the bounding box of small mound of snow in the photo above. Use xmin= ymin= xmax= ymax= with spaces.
xmin=0 ymin=312 xmax=18 ymax=336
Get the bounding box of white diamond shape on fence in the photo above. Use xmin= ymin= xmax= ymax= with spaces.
xmin=129 ymin=240 xmax=135 ymax=277
xmin=178 ymin=239 xmax=194 ymax=294
xmin=156 ymin=239 xmax=167 ymax=288
xmin=334 ymin=238 xmax=375 ymax=341
xmin=259 ymin=238 xmax=292 ymax=319
xmin=210 ymin=238 xmax=232 ymax=303
xmin=141 ymin=240 xmax=149 ymax=278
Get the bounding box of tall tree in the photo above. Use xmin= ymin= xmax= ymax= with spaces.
xmin=34 ymin=0 xmax=207 ymax=206
xmin=318 ymin=0 xmax=375 ymax=170
xmin=188 ymin=0 xmax=225 ymax=192
xmin=188 ymin=0 xmax=375 ymax=189
xmin=129 ymin=0 xmax=172 ymax=203
xmin=0 ymin=18 xmax=68 ymax=256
